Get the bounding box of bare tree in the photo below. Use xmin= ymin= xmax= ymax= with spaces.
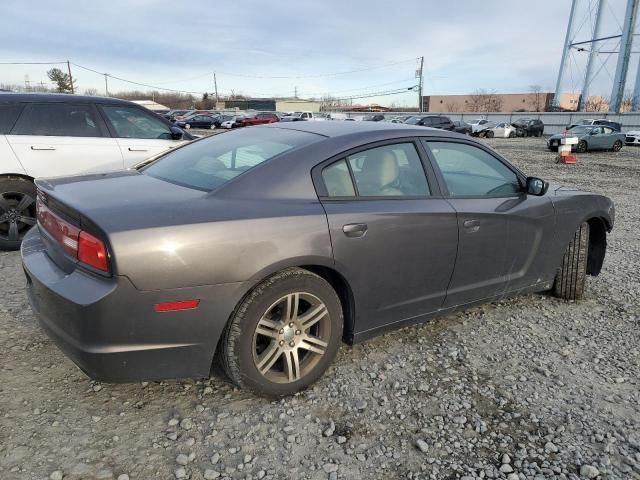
xmin=468 ymin=89 xmax=487 ymax=112
xmin=529 ymin=85 xmax=544 ymax=112
xmin=84 ymin=88 xmax=98 ymax=96
xmin=444 ymin=102 xmax=459 ymax=112
xmin=584 ymin=96 xmax=608 ymax=112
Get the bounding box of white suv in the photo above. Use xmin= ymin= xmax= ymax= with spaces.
xmin=0 ymin=93 xmax=193 ymax=250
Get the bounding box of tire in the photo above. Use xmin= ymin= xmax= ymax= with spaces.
xmin=522 ymin=130 xmax=528 ymax=137
xmin=553 ymin=222 xmax=589 ymax=301
xmin=485 ymin=130 xmax=494 ymax=138
xmin=508 ymin=131 xmax=516 ymax=138
xmin=612 ymin=140 xmax=622 ymax=152
xmin=220 ymin=267 xmax=343 ymax=396
xmin=0 ymin=177 xmax=37 ymax=251
xmin=576 ymin=140 xmax=588 ymax=153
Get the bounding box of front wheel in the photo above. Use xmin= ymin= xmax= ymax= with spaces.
xmin=553 ymin=222 xmax=589 ymax=300
xmin=612 ymin=140 xmax=622 ymax=152
xmin=576 ymin=140 xmax=588 ymax=153
xmin=220 ymin=268 xmax=343 ymax=396
xmin=485 ymin=130 xmax=494 ymax=138
xmin=0 ymin=177 xmax=37 ymax=251
xmin=508 ymin=131 xmax=516 ymax=138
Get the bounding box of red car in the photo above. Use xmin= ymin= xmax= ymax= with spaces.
xmin=242 ymin=112 xmax=280 ymax=126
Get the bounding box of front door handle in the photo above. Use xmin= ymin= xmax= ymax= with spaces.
xmin=128 ymin=147 xmax=148 ymax=152
xmin=30 ymin=146 xmax=56 ymax=151
xmin=343 ymin=223 xmax=367 ymax=238
xmin=463 ymin=219 xmax=480 ymax=233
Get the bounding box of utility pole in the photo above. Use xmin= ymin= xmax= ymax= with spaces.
xmin=552 ymin=0 xmax=578 ymax=108
xmin=610 ymin=0 xmax=638 ymax=112
xmin=294 ymin=86 xmax=298 ymax=99
xmin=214 ymin=72 xmax=219 ymax=105
xmin=417 ymin=56 xmax=424 ymax=112
xmin=633 ymin=46 xmax=640 ymax=111
xmin=66 ymin=60 xmax=74 ymax=94
xmin=579 ymin=0 xmax=605 ymax=111
xmin=104 ymin=73 xmax=109 ymax=96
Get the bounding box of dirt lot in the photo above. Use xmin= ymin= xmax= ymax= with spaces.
xmin=1 ymin=136 xmax=639 ymax=480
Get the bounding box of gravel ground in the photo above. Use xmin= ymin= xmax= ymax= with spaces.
xmin=1 ymin=136 xmax=639 ymax=480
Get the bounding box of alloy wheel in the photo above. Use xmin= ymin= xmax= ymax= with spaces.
xmin=613 ymin=141 xmax=622 ymax=152
xmin=0 ymin=191 xmax=36 ymax=243
xmin=252 ymin=292 xmax=330 ymax=384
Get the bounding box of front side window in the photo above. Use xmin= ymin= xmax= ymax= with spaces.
xmin=425 ymin=141 xmax=521 ymax=197
xmin=346 ymin=143 xmax=430 ymax=197
xmin=142 ymin=127 xmax=321 ymax=191
xmin=101 ymin=105 xmax=172 ymax=139
xmin=0 ymin=104 xmax=25 ymax=134
xmin=12 ymin=103 xmax=102 ymax=137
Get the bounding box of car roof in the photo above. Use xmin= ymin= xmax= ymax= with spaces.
xmin=262 ymin=120 xmax=456 ymax=139
xmin=0 ymin=92 xmax=137 ymax=106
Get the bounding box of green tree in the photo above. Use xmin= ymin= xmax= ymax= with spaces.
xmin=47 ymin=68 xmax=75 ymax=93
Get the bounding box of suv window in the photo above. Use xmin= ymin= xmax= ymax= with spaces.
xmin=345 ymin=143 xmax=430 ymax=197
xmin=12 ymin=103 xmax=103 ymax=137
xmin=101 ymin=105 xmax=172 ymax=139
xmin=425 ymin=141 xmax=521 ymax=197
xmin=0 ymin=104 xmax=25 ymax=134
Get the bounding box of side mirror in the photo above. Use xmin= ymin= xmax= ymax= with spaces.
xmin=526 ymin=177 xmax=548 ymax=196
xmin=170 ymin=126 xmax=184 ymax=140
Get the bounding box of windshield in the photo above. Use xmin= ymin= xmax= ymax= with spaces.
xmin=512 ymin=119 xmax=529 ymax=126
xmin=142 ymin=127 xmax=322 ymax=191
xmin=568 ymin=126 xmax=593 ymax=134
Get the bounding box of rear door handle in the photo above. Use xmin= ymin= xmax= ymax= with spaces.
xmin=343 ymin=223 xmax=367 ymax=238
xmin=30 ymin=146 xmax=56 ymax=151
xmin=128 ymin=147 xmax=148 ymax=152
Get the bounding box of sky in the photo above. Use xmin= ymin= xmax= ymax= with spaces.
xmin=0 ymin=0 xmax=635 ymax=107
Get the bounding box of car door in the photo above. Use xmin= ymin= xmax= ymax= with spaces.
xmin=423 ymin=139 xmax=555 ymax=306
xmin=98 ymin=104 xmax=184 ymax=168
xmin=494 ymin=123 xmax=506 ymax=137
xmin=315 ymin=140 xmax=459 ymax=335
xmin=7 ymin=102 xmax=123 ymax=177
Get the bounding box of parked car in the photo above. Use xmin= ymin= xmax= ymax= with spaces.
xmin=0 ymin=93 xmax=193 ymax=250
xmin=163 ymin=109 xmax=191 ymax=122
xmin=362 ymin=114 xmax=385 ymax=122
xmin=405 ymin=115 xmax=455 ymax=131
xmin=625 ymin=130 xmax=640 ymax=146
xmin=22 ymin=122 xmax=613 ymax=396
xmin=547 ymin=125 xmax=625 ymax=153
xmin=174 ymin=110 xmax=211 ymax=122
xmin=290 ymin=111 xmax=326 ymax=121
xmin=468 ymin=118 xmax=494 ymax=134
xmin=479 ymin=122 xmax=518 ymax=138
xmin=280 ymin=116 xmax=306 ymax=122
xmin=242 ymin=112 xmax=280 ymax=126
xmin=221 ymin=116 xmax=246 ymax=129
xmin=176 ymin=114 xmax=220 ymax=130
xmin=512 ymin=118 xmax=544 ymax=137
xmin=452 ymin=120 xmax=472 ymax=135
xmin=567 ymin=119 xmax=622 ymax=132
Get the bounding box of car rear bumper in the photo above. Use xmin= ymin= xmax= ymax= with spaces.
xmin=21 ymin=227 xmax=248 ymax=383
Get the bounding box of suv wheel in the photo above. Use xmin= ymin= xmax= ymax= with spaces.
xmin=221 ymin=268 xmax=343 ymax=396
xmin=0 ymin=177 xmax=37 ymax=251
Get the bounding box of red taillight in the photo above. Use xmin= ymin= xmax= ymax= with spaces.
xmin=154 ymin=300 xmax=200 ymax=313
xmin=37 ymin=195 xmax=109 ymax=273
xmin=78 ymin=231 xmax=109 ymax=272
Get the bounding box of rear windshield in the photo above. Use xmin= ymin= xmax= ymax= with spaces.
xmin=142 ymin=127 xmax=322 ymax=191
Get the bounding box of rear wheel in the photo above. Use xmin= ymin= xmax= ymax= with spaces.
xmin=612 ymin=140 xmax=622 ymax=152
xmin=0 ymin=177 xmax=37 ymax=251
xmin=220 ymin=268 xmax=343 ymax=396
xmin=576 ymin=140 xmax=588 ymax=153
xmin=508 ymin=130 xmax=516 ymax=138
xmin=553 ymin=222 xmax=589 ymax=300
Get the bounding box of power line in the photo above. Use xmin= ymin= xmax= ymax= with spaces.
xmin=0 ymin=61 xmax=66 ymax=65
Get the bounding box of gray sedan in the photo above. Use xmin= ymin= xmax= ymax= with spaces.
xmin=22 ymin=122 xmax=614 ymax=396
xmin=547 ymin=125 xmax=625 ymax=153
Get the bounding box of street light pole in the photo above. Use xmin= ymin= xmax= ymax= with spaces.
xmin=417 ymin=56 xmax=424 ymax=112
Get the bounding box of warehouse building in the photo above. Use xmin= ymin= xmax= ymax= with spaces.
xmin=423 ymin=92 xmax=580 ymax=113
xmin=221 ymin=98 xmax=321 ymax=112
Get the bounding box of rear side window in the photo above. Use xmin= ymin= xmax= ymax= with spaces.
xmin=0 ymin=104 xmax=25 ymax=134
xmin=142 ymin=127 xmax=321 ymax=191
xmin=101 ymin=105 xmax=172 ymax=140
xmin=322 ymin=160 xmax=355 ymax=197
xmin=12 ymin=103 xmax=103 ymax=137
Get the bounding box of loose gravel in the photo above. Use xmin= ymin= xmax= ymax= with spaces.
xmin=0 ymin=136 xmax=639 ymax=480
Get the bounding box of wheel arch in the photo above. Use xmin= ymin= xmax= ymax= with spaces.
xmin=0 ymin=173 xmax=35 ymax=184
xmin=585 ymin=216 xmax=609 ymax=276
